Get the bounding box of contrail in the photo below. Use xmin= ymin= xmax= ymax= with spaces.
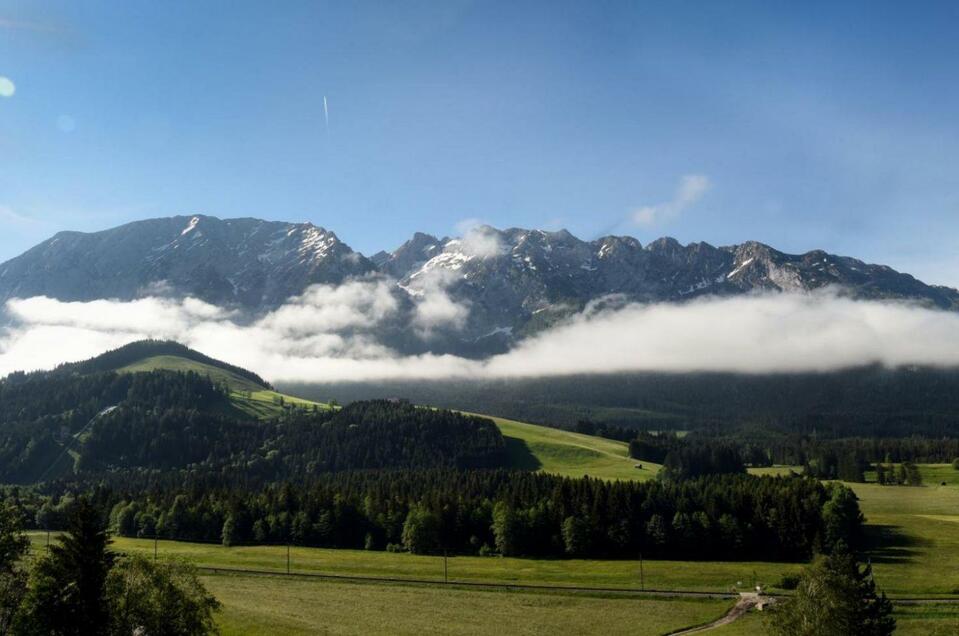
xmin=323 ymin=96 xmax=329 ymax=133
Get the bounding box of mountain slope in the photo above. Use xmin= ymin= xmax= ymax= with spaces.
xmin=2 ymin=216 xmax=956 ymax=356
xmin=382 ymin=226 xmax=959 ymax=343
xmin=0 ymin=215 xmax=374 ymax=309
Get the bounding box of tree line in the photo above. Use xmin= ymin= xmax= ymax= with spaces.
xmin=627 ymin=431 xmax=959 ymax=483
xmin=12 ymin=471 xmax=863 ymax=562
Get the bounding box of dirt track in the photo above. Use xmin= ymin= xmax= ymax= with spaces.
xmin=669 ymin=593 xmax=767 ymax=634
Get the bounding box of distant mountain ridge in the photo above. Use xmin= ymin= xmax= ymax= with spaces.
xmin=1 ymin=215 xmax=956 ymax=355
xmin=0 ymin=215 xmax=373 ymax=308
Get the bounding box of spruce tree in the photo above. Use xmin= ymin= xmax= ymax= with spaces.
xmin=17 ymin=497 xmax=114 ymax=635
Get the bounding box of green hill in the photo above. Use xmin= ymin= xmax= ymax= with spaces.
xmin=116 ymin=354 xmax=328 ymax=420
xmin=12 ymin=340 xmax=651 ymax=481
xmin=116 ymin=352 xmax=652 ymax=479
xmin=107 ymin=343 xmax=646 ymax=479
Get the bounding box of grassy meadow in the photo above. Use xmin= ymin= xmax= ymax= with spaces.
xmin=486 ymin=414 xmax=661 ymax=481
xmin=204 ymin=574 xmax=734 ymax=636
xmin=712 ymin=603 xmax=959 ymax=636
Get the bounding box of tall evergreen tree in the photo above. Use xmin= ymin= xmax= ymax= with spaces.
xmin=769 ymin=547 xmax=894 ymax=636
xmin=17 ymin=498 xmax=114 ymax=635
xmin=0 ymin=503 xmax=28 ymax=636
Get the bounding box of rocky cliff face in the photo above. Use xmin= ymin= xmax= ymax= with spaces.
xmin=380 ymin=225 xmax=959 ymax=342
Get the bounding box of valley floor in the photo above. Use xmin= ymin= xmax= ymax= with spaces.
xmin=24 ymin=464 xmax=959 ymax=633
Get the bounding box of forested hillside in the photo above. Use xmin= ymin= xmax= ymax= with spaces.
xmin=287 ymin=365 xmax=959 ymax=436
xmin=0 ymin=343 xmax=507 ymax=482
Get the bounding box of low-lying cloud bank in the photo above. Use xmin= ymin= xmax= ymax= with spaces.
xmin=2 ymin=286 xmax=959 ymax=382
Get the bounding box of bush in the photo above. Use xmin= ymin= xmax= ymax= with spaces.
xmin=952 ymin=458 xmax=959 ymax=470
xmin=106 ymin=555 xmax=220 ymax=636
xmin=776 ymin=574 xmax=801 ymax=590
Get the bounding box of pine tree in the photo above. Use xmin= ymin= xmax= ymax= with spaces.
xmin=769 ymin=546 xmax=894 ymax=636
xmin=17 ymin=497 xmax=114 ymax=635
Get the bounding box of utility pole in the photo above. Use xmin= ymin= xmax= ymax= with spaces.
xmin=639 ymin=552 xmax=645 ymax=591
xmin=287 ymin=543 xmax=291 ymax=575
xmin=444 ymin=549 xmax=449 ymax=584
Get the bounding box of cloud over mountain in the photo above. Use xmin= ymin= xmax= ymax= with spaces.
xmin=3 ymin=287 xmax=959 ymax=383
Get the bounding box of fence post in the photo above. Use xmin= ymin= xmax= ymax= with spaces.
xmin=639 ymin=552 xmax=645 ymax=591
xmin=154 ymin=535 xmax=158 ymax=562
xmin=287 ymin=543 xmax=291 ymax=575
xmin=444 ymin=549 xmax=448 ymax=584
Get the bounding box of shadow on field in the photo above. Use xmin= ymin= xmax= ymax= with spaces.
xmin=863 ymin=524 xmax=931 ymax=564
xmin=503 ymin=436 xmax=542 ymax=470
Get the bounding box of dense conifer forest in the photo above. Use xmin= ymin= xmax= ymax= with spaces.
xmin=6 ymin=471 xmax=861 ymax=561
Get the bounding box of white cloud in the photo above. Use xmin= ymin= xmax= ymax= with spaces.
xmin=459 ymin=225 xmax=503 ymax=259
xmin=408 ymin=269 xmax=469 ymax=336
xmin=257 ymin=280 xmax=398 ymax=336
xmin=3 ymin=287 xmax=959 ymax=383
xmin=632 ymin=174 xmax=711 ymax=227
xmin=0 ymin=77 xmax=14 ymax=98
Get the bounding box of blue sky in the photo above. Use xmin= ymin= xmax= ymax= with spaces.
xmin=1 ymin=0 xmax=958 ymax=285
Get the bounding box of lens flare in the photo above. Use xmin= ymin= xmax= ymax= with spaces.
xmin=0 ymin=76 xmax=15 ymax=98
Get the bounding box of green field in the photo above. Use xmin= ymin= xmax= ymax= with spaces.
xmin=713 ymin=603 xmax=959 ymax=636
xmin=205 ymin=574 xmax=733 ymax=636
xmin=25 ymin=532 xmax=791 ymax=593
xmin=480 ymin=414 xmax=661 ymax=481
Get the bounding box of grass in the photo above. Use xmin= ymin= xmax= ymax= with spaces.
xmin=26 ymin=532 xmax=796 ymax=594
xmin=478 ymin=414 xmax=661 ymax=481
xmin=714 ymin=603 xmax=959 ymax=635
xmin=118 ymin=355 xmax=329 ymax=419
xmin=203 ymin=573 xmax=734 ymax=636
xmin=847 ymin=473 xmax=959 ymax=596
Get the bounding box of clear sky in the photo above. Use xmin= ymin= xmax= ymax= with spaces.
xmin=1 ymin=1 xmax=957 ymax=285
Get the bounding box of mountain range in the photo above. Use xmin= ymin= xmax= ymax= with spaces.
xmin=1 ymin=214 xmax=956 ymax=354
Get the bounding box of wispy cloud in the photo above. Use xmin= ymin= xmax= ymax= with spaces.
xmin=0 ymin=206 xmax=53 ymax=231
xmin=632 ymin=174 xmax=711 ymax=227
xmin=323 ymin=96 xmax=329 ymax=133
xmin=0 ymin=77 xmax=14 ymax=98
xmin=454 ymin=218 xmax=485 ymax=235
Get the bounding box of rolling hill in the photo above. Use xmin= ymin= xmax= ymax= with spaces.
xmin=116 ymin=352 xmax=327 ymax=420
xmin=117 ymin=346 xmax=655 ymax=480
xmin=0 ymin=340 xmax=652 ymax=482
